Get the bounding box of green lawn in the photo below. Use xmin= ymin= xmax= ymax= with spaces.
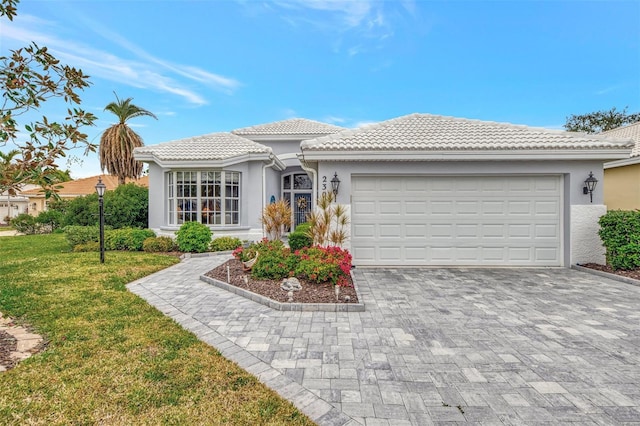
xmin=0 ymin=234 xmax=313 ymax=425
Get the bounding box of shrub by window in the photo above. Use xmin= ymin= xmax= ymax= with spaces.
xmin=210 ymin=236 xmax=243 ymax=252
xmin=175 ymin=221 xmax=212 ymax=253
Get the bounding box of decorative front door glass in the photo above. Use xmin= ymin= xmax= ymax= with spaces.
xmin=294 ymin=193 xmax=312 ymax=228
xmin=282 ymin=172 xmax=314 ymax=229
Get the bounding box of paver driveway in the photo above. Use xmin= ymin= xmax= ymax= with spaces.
xmin=128 ymin=256 xmax=640 ymax=425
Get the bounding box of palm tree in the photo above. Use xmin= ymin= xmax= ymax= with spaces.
xmin=99 ymin=94 xmax=157 ymax=185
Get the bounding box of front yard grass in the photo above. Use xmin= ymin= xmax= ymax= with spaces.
xmin=0 ymin=234 xmax=313 ymax=425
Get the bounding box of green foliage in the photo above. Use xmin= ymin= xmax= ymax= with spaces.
xmin=234 ymin=239 xmax=353 ymax=286
xmin=175 ymin=221 xmax=212 ymax=253
xmin=564 ymin=106 xmax=640 ymax=134
xmin=64 ymin=225 xmax=100 ymax=248
xmin=598 ymin=210 xmax=640 ymax=270
xmin=72 ymin=241 xmax=100 ymax=252
xmin=0 ymin=3 xmax=97 ymax=194
xmin=294 ymin=246 xmax=353 ymax=286
xmin=11 ymin=211 xmax=64 ymax=235
xmin=288 ymin=222 xmax=312 ymax=251
xmin=143 ymin=236 xmax=177 ymax=253
xmin=210 ymin=236 xmax=243 ymax=252
xmin=104 ymin=184 xmax=148 ymax=229
xmin=56 ymin=194 xmax=99 ymax=227
xmin=250 ymin=242 xmax=296 ymax=280
xmin=35 ymin=209 xmax=64 ymax=232
xmin=10 ymin=213 xmax=39 ymax=234
xmin=104 ymin=228 xmax=155 ymax=251
xmin=48 ymin=184 xmax=148 ymax=229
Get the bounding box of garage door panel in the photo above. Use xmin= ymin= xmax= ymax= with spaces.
xmin=405 ymin=201 xmax=427 ymax=214
xmin=352 ymin=200 xmax=376 ymax=215
xmin=351 ymin=175 xmax=562 ymax=266
xmin=353 ymin=223 xmax=376 ymax=238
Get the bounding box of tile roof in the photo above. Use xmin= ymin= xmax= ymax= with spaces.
xmin=232 ymin=118 xmax=344 ymax=136
xmin=602 ymin=121 xmax=640 ymax=157
xmin=22 ymin=175 xmax=148 ymax=197
xmin=134 ymin=132 xmax=272 ymax=161
xmin=301 ymin=113 xmax=634 ymax=152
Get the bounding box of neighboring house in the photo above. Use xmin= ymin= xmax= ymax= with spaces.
xmin=134 ymin=113 xmax=633 ymax=267
xmin=21 ymin=175 xmax=149 ymax=215
xmin=601 ymin=121 xmax=640 ymax=210
xmin=0 ymin=185 xmax=38 ymax=224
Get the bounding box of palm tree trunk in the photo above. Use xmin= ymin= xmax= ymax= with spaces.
xmin=119 ymin=176 xmax=125 ymax=186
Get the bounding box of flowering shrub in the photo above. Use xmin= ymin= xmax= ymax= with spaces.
xmin=295 ymin=246 xmax=352 ymax=287
xmin=233 ymin=240 xmax=353 ymax=286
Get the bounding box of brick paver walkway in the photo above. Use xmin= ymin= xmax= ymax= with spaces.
xmin=128 ymin=256 xmax=640 ymax=425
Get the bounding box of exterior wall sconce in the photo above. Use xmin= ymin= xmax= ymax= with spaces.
xmin=95 ymin=177 xmax=107 ymax=264
xmin=583 ymin=171 xmax=598 ymax=203
xmin=330 ymin=172 xmax=341 ymax=197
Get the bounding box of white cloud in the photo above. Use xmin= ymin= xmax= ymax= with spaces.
xmin=247 ymin=0 xmax=415 ymax=55
xmin=1 ymin=14 xmax=240 ymax=106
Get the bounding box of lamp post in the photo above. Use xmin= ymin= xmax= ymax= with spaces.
xmin=583 ymin=171 xmax=598 ymax=203
xmin=95 ymin=177 xmax=106 ymax=263
xmin=330 ymin=172 xmax=341 ymax=199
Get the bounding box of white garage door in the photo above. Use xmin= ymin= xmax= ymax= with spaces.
xmin=351 ymin=175 xmax=562 ymax=266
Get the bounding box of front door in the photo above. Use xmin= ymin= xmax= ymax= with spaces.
xmin=283 ymin=172 xmax=314 ymax=229
xmin=293 ymin=193 xmax=312 ymax=228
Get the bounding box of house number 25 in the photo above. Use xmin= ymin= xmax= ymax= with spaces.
xmin=322 ymin=175 xmax=327 ymax=191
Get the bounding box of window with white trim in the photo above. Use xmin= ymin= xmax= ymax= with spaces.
xmin=167 ymin=171 xmax=240 ymax=226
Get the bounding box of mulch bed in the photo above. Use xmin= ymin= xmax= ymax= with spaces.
xmin=205 ymin=258 xmax=358 ymax=304
xmin=0 ymin=330 xmax=17 ymax=370
xmin=580 ymin=263 xmax=640 ymax=281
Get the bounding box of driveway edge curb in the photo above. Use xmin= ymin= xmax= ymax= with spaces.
xmin=572 ymin=264 xmax=640 ymax=288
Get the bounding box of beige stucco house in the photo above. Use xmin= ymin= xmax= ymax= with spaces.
xmin=602 ymin=122 xmax=640 ymax=210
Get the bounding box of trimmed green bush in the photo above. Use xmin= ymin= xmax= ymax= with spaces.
xmin=105 ymin=228 xmax=155 ymax=251
xmin=143 ymin=236 xmax=177 ymax=253
xmin=35 ymin=210 xmax=64 ymax=233
xmin=288 ymin=222 xmax=313 ymax=251
xmin=64 ymin=225 xmax=100 ymax=248
xmin=175 ymin=221 xmax=212 ymax=253
xmin=250 ymin=244 xmax=296 ymax=280
xmin=599 ymin=210 xmax=640 ymax=270
xmin=210 ymin=236 xmax=243 ymax=252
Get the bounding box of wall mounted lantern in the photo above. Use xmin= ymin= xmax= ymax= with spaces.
xmin=330 ymin=172 xmax=341 ymax=197
xmin=95 ymin=177 xmax=107 ymax=264
xmin=583 ymin=171 xmax=598 ymax=203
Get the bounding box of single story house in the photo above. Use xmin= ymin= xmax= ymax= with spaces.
xmin=0 ymin=185 xmax=38 ymax=224
xmin=601 ymin=121 xmax=640 ymax=210
xmin=22 ymin=175 xmax=149 ymax=215
xmin=134 ymin=113 xmax=633 ymax=267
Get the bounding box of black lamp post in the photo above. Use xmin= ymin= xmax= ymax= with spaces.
xmin=95 ymin=177 xmax=106 ymax=263
xmin=330 ymin=172 xmax=341 ymax=198
xmin=583 ymin=172 xmax=598 ymax=203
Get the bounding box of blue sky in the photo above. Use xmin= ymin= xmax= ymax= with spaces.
xmin=2 ymin=0 xmax=639 ymax=178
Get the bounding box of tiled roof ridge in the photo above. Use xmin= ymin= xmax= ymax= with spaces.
xmin=301 ymin=112 xmax=635 ymax=151
xmin=232 ymin=118 xmax=345 ymax=135
xmin=135 ymin=132 xmax=270 ymax=153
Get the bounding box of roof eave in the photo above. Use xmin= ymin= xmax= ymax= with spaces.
xmin=604 ymin=156 xmax=640 ymax=169
xmin=133 ymin=152 xmax=276 ymax=169
xmin=299 ymin=149 xmax=632 ymax=162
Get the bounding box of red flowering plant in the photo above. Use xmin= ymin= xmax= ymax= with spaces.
xmin=294 ymin=246 xmax=353 ymax=287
